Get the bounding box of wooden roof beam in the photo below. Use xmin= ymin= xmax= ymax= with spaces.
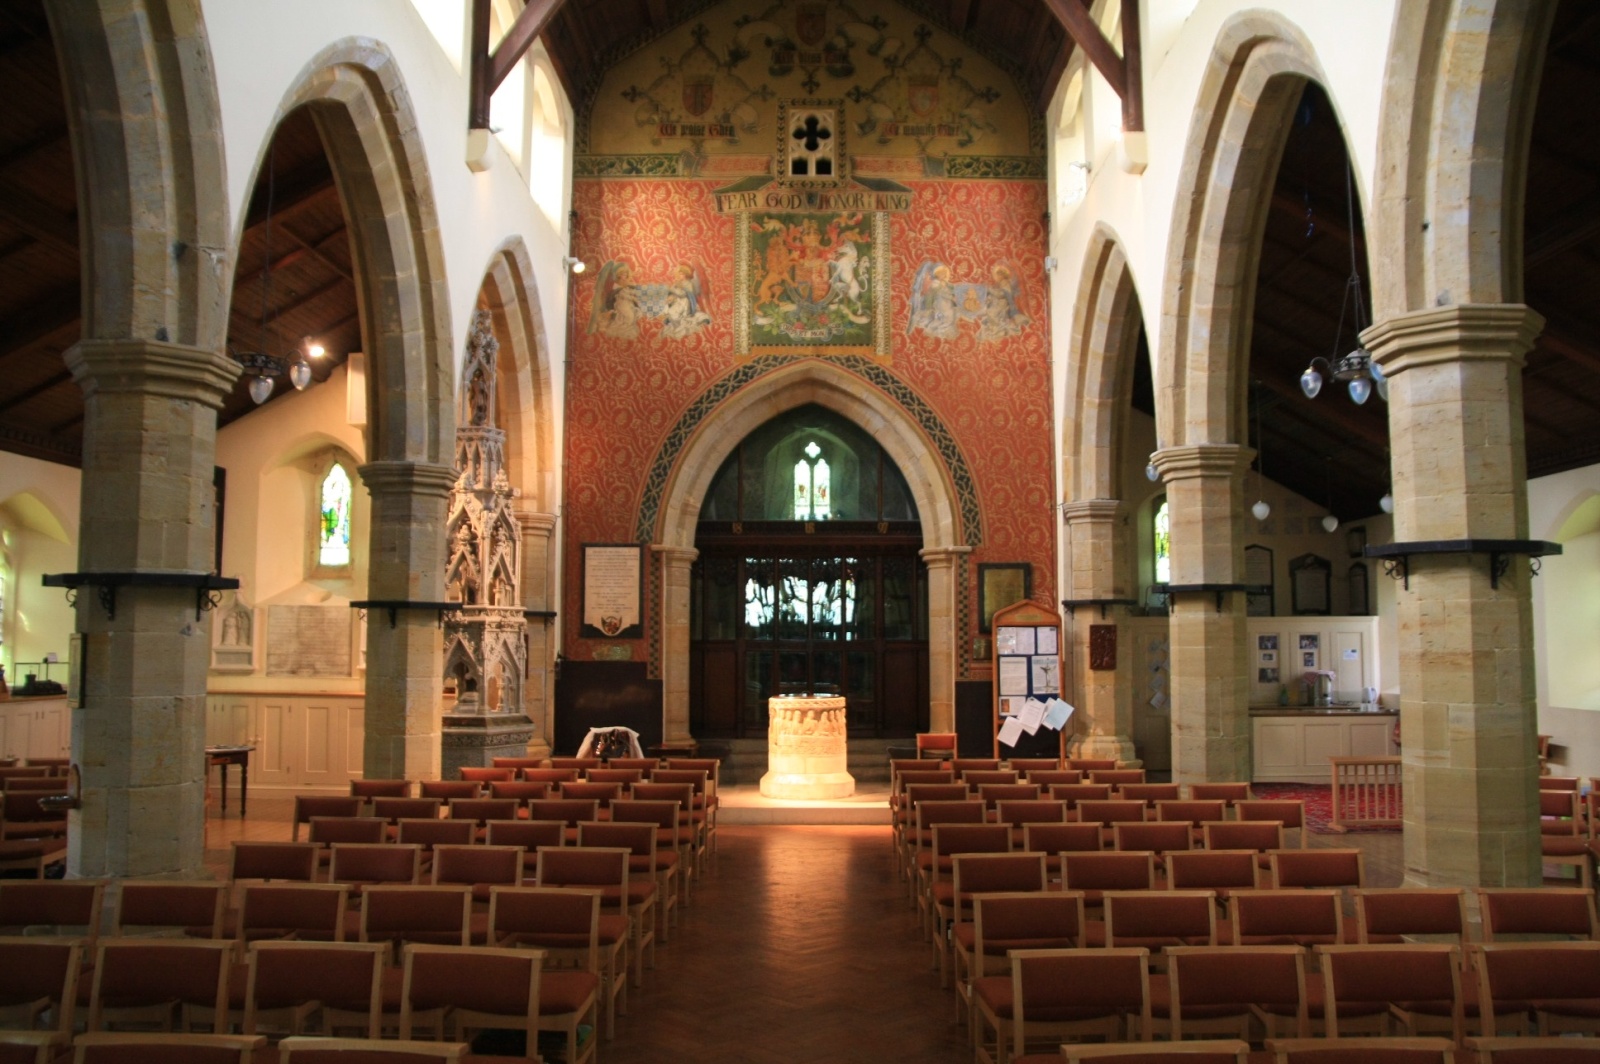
xmin=471 ymin=0 xmax=569 ymax=130
xmin=0 ymin=179 xmax=75 ymax=254
xmin=0 ymin=286 xmax=79 ymax=362
xmin=1526 ymin=192 xmax=1600 ymax=268
xmin=1041 ymin=0 xmax=1141 ymax=131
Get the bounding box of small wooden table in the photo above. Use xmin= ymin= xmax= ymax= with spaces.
xmin=206 ymin=745 xmax=254 ymax=818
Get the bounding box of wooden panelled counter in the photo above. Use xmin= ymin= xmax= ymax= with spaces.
xmin=1250 ymin=706 xmax=1398 ymax=784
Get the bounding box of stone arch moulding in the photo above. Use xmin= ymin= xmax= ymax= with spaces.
xmin=259 ymin=38 xmax=456 ymax=467
xmin=478 ymin=237 xmax=557 ymax=510
xmin=47 ymin=0 xmax=231 ymax=351
xmin=1156 ymin=10 xmax=1332 ymax=448
xmin=1063 ymin=223 xmax=1147 ymax=504
xmin=643 ymin=356 xmax=977 ymax=551
xmin=1368 ymin=0 xmax=1557 ymax=317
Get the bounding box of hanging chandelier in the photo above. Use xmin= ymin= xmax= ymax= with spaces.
xmin=1298 ymin=161 xmax=1385 ymax=406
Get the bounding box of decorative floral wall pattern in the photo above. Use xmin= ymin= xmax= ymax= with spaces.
xmin=563 ymin=0 xmax=1055 ymax=670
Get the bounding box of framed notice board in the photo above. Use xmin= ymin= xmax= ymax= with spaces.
xmin=991 ymin=599 xmax=1066 ymax=759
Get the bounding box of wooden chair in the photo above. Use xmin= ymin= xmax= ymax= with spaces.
xmin=488 ymin=780 xmax=551 ymax=810
xmin=956 ymin=891 xmax=1085 ymax=1034
xmin=626 ymin=785 xmax=699 ymax=899
xmin=1355 ymin=888 xmax=1468 ymax=944
xmin=0 ymin=880 xmax=103 ymax=937
xmin=1474 ymin=940 xmax=1600 ymax=1036
xmin=114 ymin=881 xmax=227 ymax=938
xmin=1021 ymin=769 xmax=1083 ymax=787
xmin=431 ymin=845 xmax=523 ymax=908
xmin=1077 ymin=799 xmax=1148 ymax=846
xmin=457 ymin=766 xmax=513 ymax=784
xmin=520 ymin=768 xmax=581 ymax=786
xmin=650 ymin=768 xmax=714 ymax=864
xmin=1541 ymin=788 xmax=1591 ymax=888
xmin=444 ymin=797 xmax=519 ymax=835
xmin=491 ymin=757 xmax=549 ymax=772
xmin=1102 ymin=890 xmax=1218 ymax=955
xmin=916 ymin=731 xmax=957 ymax=760
xmin=370 ymin=798 xmax=442 ymax=832
xmin=937 ymin=852 xmax=1048 ymax=987
xmin=1316 ymin=943 xmax=1463 ymax=1041
xmin=485 ymin=819 xmax=566 ymax=879
xmin=292 ymin=796 xmax=363 ymax=841
xmin=1112 ymin=821 xmax=1193 ymax=865
xmin=1202 ymin=820 xmax=1284 ymax=854
xmin=993 ymin=799 xmax=1068 ymax=848
xmin=1006 ymin=758 xmax=1062 ymax=774
xmin=1056 ymin=1042 xmax=1250 ymax=1064
xmin=1230 ymin=889 xmax=1345 ymax=946
xmin=606 ymin=758 xmax=660 ymax=777
xmin=349 ymin=780 xmax=412 ymax=802
xmin=1264 ymin=1037 xmax=1457 ymax=1063
xmin=1157 ymin=800 xmax=1229 ymax=844
xmin=1068 ymin=758 xmax=1119 ymax=772
xmin=536 ymin=846 xmax=650 ymax=987
xmin=399 ymin=943 xmax=543 ymax=1057
xmin=585 ymin=767 xmax=644 ymax=786
xmin=609 ymin=799 xmax=687 ymax=913
xmin=1091 ymin=769 xmax=1147 ymax=787
xmin=0 ymin=936 xmax=82 ymax=1036
xmin=1161 ymin=944 xmax=1308 ymax=1042
xmin=1237 ymin=799 xmax=1309 ymax=848
xmin=86 ymin=938 xmax=234 ymax=1033
xmin=974 ymin=947 xmax=1151 ymax=1064
xmin=965 ymin=770 xmax=1022 ymax=791
xmin=358 ymin=885 xmax=472 ymax=949
xmin=328 ymin=844 xmax=424 ymax=893
xmin=70 ymin=1033 xmax=265 ymax=1064
xmin=524 ymin=798 xmax=603 ymax=846
xmin=489 ymin=886 xmax=622 ymax=1042
xmin=580 ymin=820 xmax=672 ymax=943
xmin=242 ymin=940 xmax=386 ymax=1039
xmin=307 ymin=817 xmax=387 ymax=856
xmin=228 ymin=841 xmax=319 ymax=891
xmin=1023 ymin=822 xmax=1104 ymax=881
xmin=549 ymin=757 xmax=601 ymax=772
xmin=418 ymin=781 xmax=480 ymax=801
xmin=1061 ymin=850 xmax=1157 ymax=907
xmin=278 ymin=1037 xmax=466 ymax=1063
xmin=1465 ymin=1036 xmax=1600 ymax=1063
xmin=1119 ymin=782 xmax=1183 ymax=807
xmin=1189 ymin=782 xmax=1252 ymax=808
xmin=905 ymin=797 xmax=986 ymax=889
xmin=1269 ymin=848 xmax=1365 ymax=891
xmin=1048 ymin=782 xmax=1113 ymax=818
xmin=1165 ymin=850 xmax=1261 ymax=901
xmin=954 ymin=758 xmax=1005 ymax=775
xmin=236 ymin=883 xmax=349 ymax=944
xmin=1477 ymin=887 xmax=1599 ymax=940
xmin=394 ymin=819 xmax=474 ymax=870
xmin=921 ymin=822 xmax=1012 ymax=941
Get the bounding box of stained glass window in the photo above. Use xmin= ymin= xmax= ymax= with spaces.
xmin=792 ymin=441 xmax=832 ymax=521
xmin=319 ymin=463 xmax=352 ymax=568
xmin=1153 ymin=497 xmax=1171 ymax=585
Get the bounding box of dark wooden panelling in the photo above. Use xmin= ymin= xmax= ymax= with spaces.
xmin=554 ymin=659 xmax=662 ymax=755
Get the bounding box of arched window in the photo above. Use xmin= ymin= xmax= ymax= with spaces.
xmin=318 ymin=463 xmax=353 ymax=569
xmin=1153 ymin=496 xmax=1170 ymax=584
xmin=792 ymin=440 xmax=831 ymax=520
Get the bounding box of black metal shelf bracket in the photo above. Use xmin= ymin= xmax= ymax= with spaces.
xmin=1164 ymin=583 xmax=1249 ymax=614
xmin=523 ymin=609 xmax=558 ymax=624
xmin=42 ymin=571 xmax=239 ymax=621
xmin=1364 ymin=540 xmax=1562 ymax=591
xmin=349 ymin=600 xmax=462 ymax=629
xmin=1060 ymin=598 xmax=1139 ymax=619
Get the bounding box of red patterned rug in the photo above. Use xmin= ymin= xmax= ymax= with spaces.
xmin=1250 ymin=782 xmax=1403 ymax=835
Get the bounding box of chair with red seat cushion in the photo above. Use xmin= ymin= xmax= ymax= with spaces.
xmin=1237 ymin=799 xmax=1308 ymax=848
xmin=0 ymin=880 xmax=103 ymax=937
xmin=964 ymin=770 xmax=1022 ymax=792
xmin=921 ymin=822 xmax=1012 ymax=943
xmin=394 ymin=819 xmax=474 ymax=871
xmin=86 ymin=938 xmax=234 ymax=1033
xmin=524 ymin=799 xmax=602 ymax=847
xmin=1050 ymin=1043 xmax=1250 ymax=1064
xmin=277 ymin=1036 xmax=466 ymax=1063
xmin=1024 ymin=821 xmax=1105 ymax=882
xmin=994 ymin=799 xmax=1067 ymax=849
xmin=579 ymin=820 xmax=671 ymax=943
xmin=558 ymin=781 xmax=622 ymax=817
xmin=1542 ymin=789 xmax=1591 ymax=888
xmin=536 ymin=846 xmax=647 ymax=987
xmin=0 ymin=793 xmax=66 ymax=843
xmin=70 ymin=1033 xmax=266 ymax=1064
xmin=1102 ymin=890 xmax=1218 ymax=955
xmin=487 ymin=780 xmax=550 ymax=812
xmin=488 ymin=886 xmax=624 ymax=1041
xmin=399 ymin=943 xmax=543 ymax=1058
xmin=1119 ymin=783 xmax=1183 ymax=809
xmin=1477 ymin=887 xmax=1599 ymax=941
xmin=458 ymin=766 xmax=513 ymax=784
xmin=309 ymin=817 xmax=387 ymax=851
xmin=358 ymin=885 xmax=471 ymax=949
xmin=485 ymin=820 xmax=566 ymax=880
xmin=1156 ymin=800 xmax=1229 ymax=844
xmin=1061 ymin=850 xmax=1157 ymax=907
xmin=328 ymin=844 xmax=424 ymax=911
xmin=1079 ymin=799 xmax=1149 ymax=846
xmin=1356 ymin=888 xmax=1468 ymax=944
xmin=915 ymin=731 xmax=957 ymax=760
xmin=607 ymin=758 xmax=660 ymax=777
xmin=1161 ymin=944 xmax=1308 ymax=1041
xmin=431 ymin=845 xmax=523 ymax=907
xmin=1022 ymin=769 xmax=1084 ymax=787
xmin=418 ymin=781 xmax=481 ymax=801
xmin=586 ymin=768 xmax=644 ymax=786
xmin=1050 ymin=783 xmax=1115 ymax=818
xmin=1264 ymin=1036 xmax=1457 ymax=1063
xmin=908 ymin=800 xmax=988 ymax=903
xmin=957 ymin=892 xmax=1085 ymax=1035
xmin=1466 ymin=1035 xmax=1600 ymax=1062
xmin=444 ymin=798 xmax=518 ymax=840
xmin=242 ymin=940 xmax=387 ymax=1039
xmin=1203 ymin=819 xmax=1284 ymax=854
xmin=1230 ymin=888 xmax=1346 ymax=947
xmin=293 ymin=796 xmax=364 ymax=841
xmin=1165 ymin=850 xmax=1261 ymax=908
xmin=228 ymin=841 xmax=319 ymax=893
xmin=349 ymin=780 xmax=412 ymax=802
xmin=114 ymin=881 xmax=228 ymax=938
xmin=1068 ymin=758 xmax=1119 ymax=772
xmin=938 ymin=852 xmax=1048 ymax=988
xmin=1316 ymin=943 xmax=1463 ymax=1041
xmin=1006 ymin=758 xmax=1062 ymax=774
xmin=1270 ymin=848 xmax=1366 ymax=891
xmin=520 ymin=768 xmax=580 ymax=786
xmin=609 ymin=799 xmax=686 ymax=916
xmin=1475 ymin=940 xmax=1600 ymax=1036
xmin=1091 ymin=768 xmax=1147 ymax=787
xmin=370 ymin=798 xmax=443 ymax=835
xmin=237 ymin=883 xmax=350 ymax=943
xmin=1189 ymin=782 xmax=1252 ymax=808
xmin=973 ymin=947 xmax=1151 ymax=1064
xmin=0 ymin=1031 xmax=67 ymax=1064
xmin=1112 ymin=821 xmax=1193 ymax=866
xmin=650 ymin=769 xmax=713 ymax=863
xmin=491 ymin=757 xmax=548 ymax=773
xmin=0 ymin=936 xmax=82 ymax=1036
xmin=626 ymin=784 xmax=701 ymax=895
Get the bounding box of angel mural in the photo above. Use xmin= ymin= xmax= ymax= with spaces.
xmin=906 ymin=260 xmax=1031 ymax=342
xmin=587 ymin=260 xmax=713 ymax=341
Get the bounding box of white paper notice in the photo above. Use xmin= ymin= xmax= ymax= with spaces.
xmin=1149 ymin=691 xmax=1169 ymax=711
xmin=998 ymin=657 xmax=1029 ymax=696
xmin=997 ymin=715 xmax=1025 ymax=747
xmin=1019 ymin=698 xmax=1046 ymax=735
xmin=1043 ymin=698 xmax=1075 ymax=730
xmin=1035 ymin=627 xmax=1058 ymax=656
xmin=996 ymin=627 xmax=1020 ymax=656
xmin=1030 ymin=655 xmax=1060 ymax=695
xmin=1013 ymin=627 xmax=1036 ymax=656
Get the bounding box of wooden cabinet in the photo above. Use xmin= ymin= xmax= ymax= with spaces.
xmin=1251 ymin=709 xmax=1397 ymax=783
xmin=0 ymin=696 xmax=69 ymax=761
xmin=206 ymin=692 xmax=364 ymax=791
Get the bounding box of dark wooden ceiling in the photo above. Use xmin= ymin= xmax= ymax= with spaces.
xmin=0 ymin=0 xmax=1595 ymax=534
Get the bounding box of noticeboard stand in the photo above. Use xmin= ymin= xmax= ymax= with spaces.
xmin=989 ymin=599 xmax=1066 ymax=760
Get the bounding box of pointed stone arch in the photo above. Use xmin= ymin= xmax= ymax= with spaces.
xmin=648 ymin=358 xmax=971 ymax=743
xmin=477 ymin=238 xmax=557 ymax=508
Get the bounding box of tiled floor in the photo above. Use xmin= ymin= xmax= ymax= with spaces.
xmin=204 ymin=794 xmax=1407 ymax=1062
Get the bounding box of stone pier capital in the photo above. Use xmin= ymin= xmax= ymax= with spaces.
xmin=1149 ymin=443 xmax=1250 ymax=483
xmin=918 ymin=545 xmax=972 ymax=569
xmin=651 ymin=544 xmax=699 ymax=569
xmin=358 ymin=461 xmax=458 ymax=500
xmin=1061 ymin=499 xmax=1123 ymax=526
xmin=1362 ymin=303 xmax=1545 ymax=376
xmin=65 ymin=338 xmax=239 ymax=407
xmin=513 ymin=510 xmax=558 ymax=537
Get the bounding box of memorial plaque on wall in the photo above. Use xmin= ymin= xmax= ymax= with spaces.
xmin=582 ymin=544 xmax=643 ymax=639
xmin=266 ymin=605 xmax=353 ymax=677
xmin=1088 ymin=624 xmax=1117 ymax=671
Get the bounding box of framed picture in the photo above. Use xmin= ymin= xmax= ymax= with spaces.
xmin=1348 ymin=563 xmax=1370 ymax=615
xmin=1346 ymin=525 xmax=1367 ymax=559
xmin=1290 ymin=553 xmax=1331 ymax=615
xmin=67 ymin=632 xmax=86 ymax=710
xmin=581 ymin=544 xmax=644 ymax=639
xmin=978 ymin=563 xmax=1031 ymax=634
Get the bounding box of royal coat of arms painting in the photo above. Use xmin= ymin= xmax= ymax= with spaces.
xmin=736 ymin=208 xmax=889 ymax=359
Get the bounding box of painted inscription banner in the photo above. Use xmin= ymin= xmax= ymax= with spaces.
xmin=582 ymin=544 xmax=643 ymax=639
xmin=737 ymin=209 xmax=889 ymax=358
xmin=267 ymin=605 xmax=353 ymax=678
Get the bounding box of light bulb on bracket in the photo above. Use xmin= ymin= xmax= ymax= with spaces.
xmin=1251 ymin=499 xmax=1271 ymax=521
xmin=247 ymin=375 xmax=274 ymax=405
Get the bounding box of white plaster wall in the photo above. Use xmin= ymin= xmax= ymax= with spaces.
xmin=0 ymin=455 xmax=81 ymax=679
xmin=199 ymin=0 xmax=570 ymax=515
xmin=1529 ymin=463 xmax=1600 ymax=778
xmin=1048 ymin=0 xmax=1401 ymax=502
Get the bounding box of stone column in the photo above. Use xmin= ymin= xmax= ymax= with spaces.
xmin=652 ymin=545 xmax=698 ymax=750
xmin=515 ymin=509 xmax=557 ymax=760
xmin=1061 ymin=500 xmax=1137 ymax=764
xmin=920 ymin=546 xmax=971 ymax=733
xmin=358 ymin=461 xmax=457 ymax=781
xmin=63 ymin=339 xmax=238 ymax=879
xmin=1363 ymin=304 xmax=1544 ymax=888
xmin=1151 ymin=444 xmax=1251 ymax=785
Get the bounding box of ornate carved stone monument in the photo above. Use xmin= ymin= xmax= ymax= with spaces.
xmin=760 ymin=694 xmax=855 ymax=800
xmin=441 ymin=310 xmax=534 ymax=776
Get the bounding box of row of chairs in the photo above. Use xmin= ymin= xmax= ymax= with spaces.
xmin=971 ymin=939 xmax=1600 ymax=1063
xmin=1015 ymin=1037 xmax=1600 ymax=1064
xmin=0 ymin=1033 xmax=497 ymax=1064
xmin=0 ymin=934 xmax=590 ymax=1064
